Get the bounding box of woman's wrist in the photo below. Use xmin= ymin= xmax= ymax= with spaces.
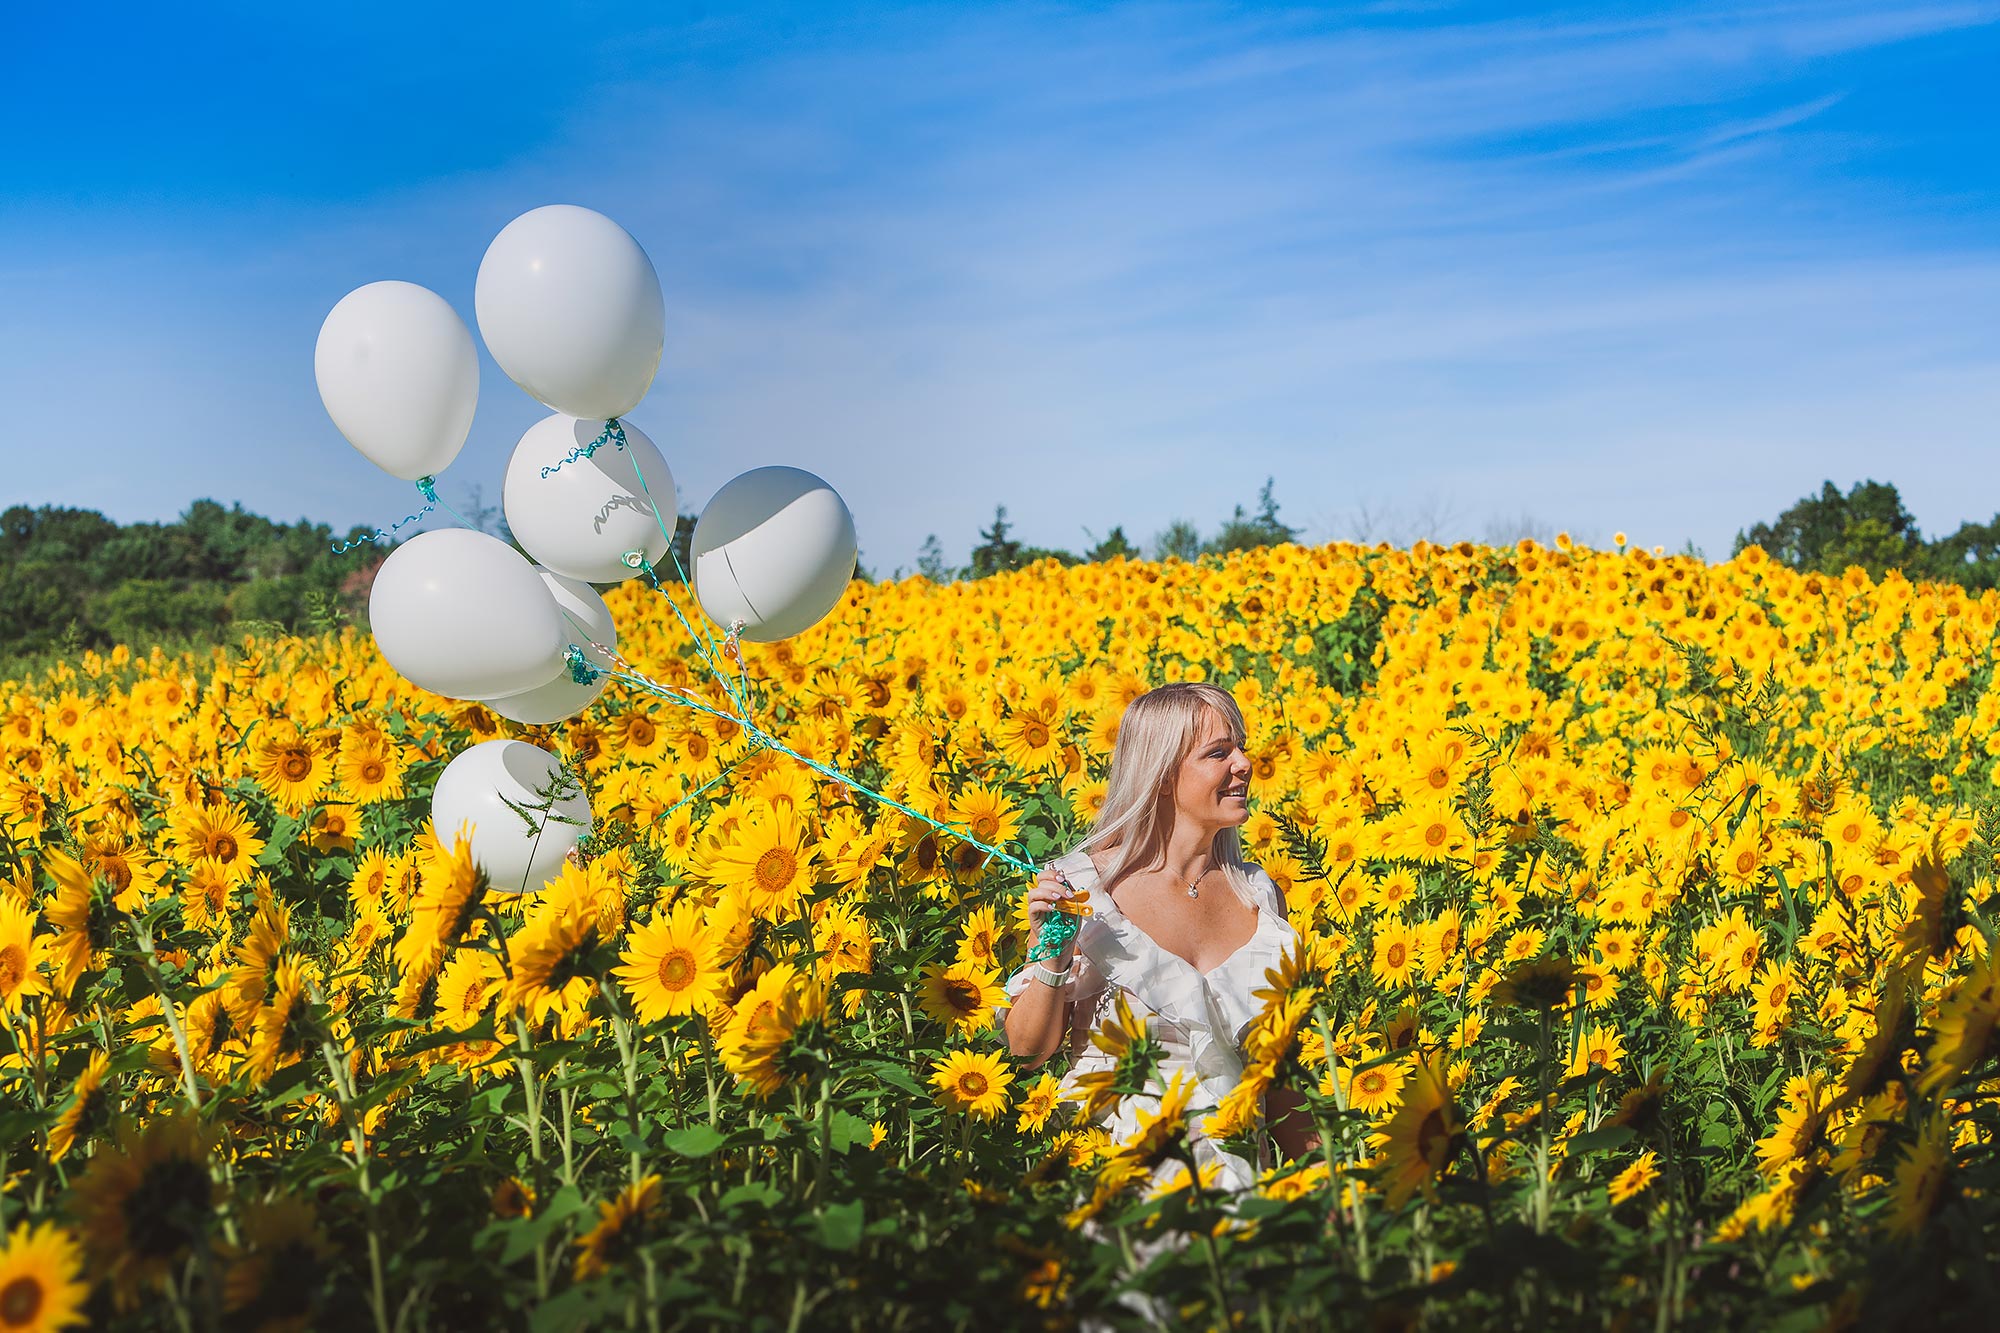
xmin=1031 ymin=960 xmax=1074 ymax=987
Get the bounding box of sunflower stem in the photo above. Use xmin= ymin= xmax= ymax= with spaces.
xmin=311 ymin=982 xmax=392 ymax=1333
xmin=1535 ymin=1008 xmax=1553 ymax=1236
xmin=134 ymin=916 xmax=204 ymax=1110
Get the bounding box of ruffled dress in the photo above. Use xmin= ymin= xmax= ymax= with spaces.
xmin=994 ymin=847 xmax=1300 ymax=1193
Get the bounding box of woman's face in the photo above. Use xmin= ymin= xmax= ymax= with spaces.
xmin=1166 ymin=707 xmax=1253 ymax=832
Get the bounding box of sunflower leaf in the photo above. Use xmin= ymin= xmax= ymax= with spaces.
xmin=661 ymin=1123 xmax=728 ymax=1157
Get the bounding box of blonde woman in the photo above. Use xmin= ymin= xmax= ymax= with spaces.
xmin=996 ymin=681 xmax=1319 ymax=1197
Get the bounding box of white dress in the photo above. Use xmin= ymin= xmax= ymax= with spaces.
xmin=995 ymin=848 xmax=1300 ymax=1193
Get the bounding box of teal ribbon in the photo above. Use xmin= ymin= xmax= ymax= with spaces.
xmin=330 ymin=475 xmax=441 ymax=552
xmin=1025 ymin=910 xmax=1081 ymax=964
xmin=541 ymin=417 xmax=627 ymax=478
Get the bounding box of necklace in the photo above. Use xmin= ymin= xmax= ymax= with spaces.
xmin=1183 ymin=860 xmax=1206 ymax=899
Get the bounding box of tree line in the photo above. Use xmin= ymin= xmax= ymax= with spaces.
xmin=6 ymin=475 xmax=1988 ymax=682
xmin=1730 ymin=479 xmax=2000 ymax=588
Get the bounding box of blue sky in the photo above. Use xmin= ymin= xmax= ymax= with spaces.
xmin=4 ymin=1 xmax=1998 ymax=572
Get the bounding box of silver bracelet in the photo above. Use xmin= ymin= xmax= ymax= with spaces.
xmin=1031 ymin=961 xmax=1074 ymax=988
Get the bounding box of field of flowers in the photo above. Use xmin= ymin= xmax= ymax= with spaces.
xmin=2 ymin=534 xmax=1998 ymax=1331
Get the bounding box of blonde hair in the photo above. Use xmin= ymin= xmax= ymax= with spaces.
xmin=1071 ymin=682 xmax=1259 ymax=910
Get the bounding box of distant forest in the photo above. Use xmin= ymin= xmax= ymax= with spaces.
xmin=0 ymin=477 xmax=1301 ymax=680
xmin=6 ymin=475 xmax=1989 ymax=683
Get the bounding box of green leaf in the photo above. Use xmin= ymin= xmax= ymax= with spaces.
xmin=829 ymin=1110 xmax=874 ymax=1154
xmin=661 ymin=1123 xmax=728 ymax=1158
xmin=1564 ymin=1125 xmax=1635 ymax=1156
xmin=814 ymin=1200 xmax=865 ymax=1251
xmin=717 ymin=1181 xmax=782 ymax=1213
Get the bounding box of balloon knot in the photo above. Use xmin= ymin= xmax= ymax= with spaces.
xmin=564 ymin=645 xmax=601 ymax=685
xmin=621 ymin=550 xmax=646 ymax=570
xmin=416 ymin=476 xmax=439 ymax=502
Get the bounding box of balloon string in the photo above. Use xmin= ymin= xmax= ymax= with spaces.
xmin=610 ymin=426 xmax=758 ymax=722
xmin=539 ymin=417 xmax=626 ymax=479
xmin=574 ymin=649 xmax=1035 ymax=877
xmin=329 ymin=476 xmax=440 ymax=553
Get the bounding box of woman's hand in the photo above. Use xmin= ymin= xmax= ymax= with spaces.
xmin=1026 ymin=865 xmax=1076 ymax=929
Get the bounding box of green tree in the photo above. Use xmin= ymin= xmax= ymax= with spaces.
xmin=1151 ymin=519 xmax=1203 ymax=563
xmin=967 ymin=506 xmax=1024 ymax=578
xmin=1084 ymin=525 xmax=1140 ymax=562
xmin=1206 ymin=476 xmax=1303 ymax=555
xmin=1734 ymin=480 xmax=1924 ymax=577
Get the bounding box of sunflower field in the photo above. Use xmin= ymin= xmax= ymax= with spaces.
xmin=3 ymin=534 xmax=2000 ymax=1331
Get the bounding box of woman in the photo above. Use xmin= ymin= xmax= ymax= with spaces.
xmin=996 ymin=681 xmax=1319 ymax=1197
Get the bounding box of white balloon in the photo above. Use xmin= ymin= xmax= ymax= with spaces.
xmin=368 ymin=528 xmax=569 ymax=701
xmin=315 ymin=281 xmax=479 ymax=481
xmin=691 ymin=467 xmax=857 ymax=642
xmin=484 ymin=569 xmax=619 ymax=725
xmin=474 ymin=205 xmax=665 ymax=420
xmin=431 ymin=739 xmax=592 ymax=896
xmin=503 ymin=415 xmax=676 ymax=583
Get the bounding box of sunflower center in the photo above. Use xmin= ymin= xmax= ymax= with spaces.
xmin=210 ymin=834 xmax=239 ymax=863
xmin=1025 ymin=722 xmax=1049 ymax=748
xmin=944 ymin=978 xmax=980 ymax=1014
xmin=754 ymin=848 xmax=796 ymax=894
xmin=629 ymin=720 xmax=655 ymax=747
xmin=1416 ymin=1108 xmax=1451 ymax=1163
xmin=1425 ymin=823 xmax=1448 ymax=847
xmin=280 ymin=750 xmax=313 ymax=782
xmin=360 ymin=759 xmax=386 ymax=784
xmin=0 ymin=945 xmax=23 ymax=994
xmin=1358 ymin=1070 xmax=1388 ymax=1096
xmin=960 ymin=1071 xmax=988 ymax=1098
xmin=1387 ymin=944 xmax=1407 ymax=969
xmin=971 ymin=815 xmax=997 ymax=840
xmin=658 ymin=950 xmax=695 ymax=991
xmin=126 ymin=1157 xmax=214 ymax=1258
xmin=0 ymin=1276 xmax=43 ymax=1325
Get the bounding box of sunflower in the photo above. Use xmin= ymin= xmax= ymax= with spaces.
xmin=918 ymin=960 xmax=1005 ymax=1037
xmin=1016 ymin=1072 xmax=1066 ymax=1134
xmin=69 ymin=1113 xmax=216 ymax=1309
xmin=930 ymin=1049 xmax=1015 ymax=1119
xmin=251 ymin=729 xmax=333 ymax=812
xmin=1068 ymin=992 xmax=1161 ymax=1122
xmin=717 ymin=963 xmax=829 ymax=1098
xmin=1099 ymin=1072 xmax=1199 ymax=1181
xmin=995 ymin=707 xmax=1064 ymax=774
xmin=955 ymin=905 xmax=1000 ymax=971
xmin=335 ymin=739 xmax=405 ymax=804
xmin=1370 ymin=921 xmax=1419 ymax=989
xmin=947 ymin=784 xmax=1022 ymax=863
xmin=303 ymin=802 xmax=359 ymax=856
xmin=1917 ymin=952 xmax=2000 ymax=1097
xmin=1608 ymin=1150 xmax=1660 ymax=1205
xmin=47 ymin=1050 xmax=114 ymax=1162
xmin=221 ymin=1196 xmax=333 ymax=1333
xmin=614 ymin=901 xmax=728 ymax=1023
xmin=574 ymin=1176 xmax=664 ymax=1280
xmin=502 ymin=902 xmax=603 ymax=1027
xmin=0 ymin=893 xmax=49 ymax=1015
xmin=165 ymin=801 xmax=266 ymax=882
xmin=180 ymin=857 xmax=236 ymax=935
xmin=1371 ymin=1054 xmax=1463 ymax=1209
xmin=0 ymin=1218 xmax=88 ymax=1333
xmin=1340 ymin=1058 xmax=1409 ymax=1118
xmin=43 ymin=850 xmax=119 ymax=995
xmin=247 ymin=959 xmax=314 ymax=1087
xmin=1881 ymin=1111 xmax=1951 ymax=1244
xmin=397 ymin=835 xmax=489 ymax=989
xmin=434 ymin=950 xmax=502 ymax=1031
xmin=1490 ymin=956 xmax=1580 ymax=1012
xmin=705 ymin=806 xmax=818 ymax=920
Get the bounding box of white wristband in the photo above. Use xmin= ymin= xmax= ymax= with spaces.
xmin=1031 ymin=961 xmax=1074 ymax=988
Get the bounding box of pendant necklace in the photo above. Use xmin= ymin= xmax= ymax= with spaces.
xmin=1184 ymin=862 xmax=1204 ymax=899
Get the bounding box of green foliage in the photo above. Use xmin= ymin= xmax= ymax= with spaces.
xmin=1734 ymin=478 xmax=2000 ymax=587
xmin=0 ymin=500 xmax=379 ymax=678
